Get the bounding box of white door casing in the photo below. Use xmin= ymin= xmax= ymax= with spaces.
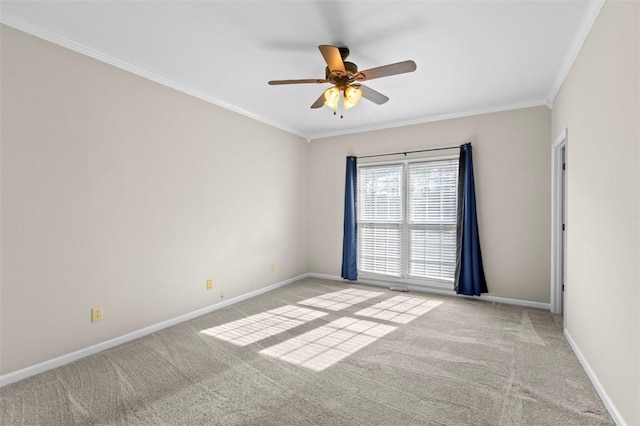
xmin=550 ymin=129 xmax=567 ymax=316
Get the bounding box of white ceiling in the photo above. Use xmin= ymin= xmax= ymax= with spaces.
xmin=1 ymin=1 xmax=602 ymax=140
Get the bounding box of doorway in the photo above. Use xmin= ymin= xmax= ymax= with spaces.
xmin=551 ymin=129 xmax=567 ymax=316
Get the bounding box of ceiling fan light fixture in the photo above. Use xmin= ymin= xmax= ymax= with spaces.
xmin=323 ymin=86 xmax=340 ymax=109
xmin=344 ymin=86 xmax=362 ymax=109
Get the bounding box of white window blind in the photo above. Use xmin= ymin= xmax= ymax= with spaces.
xmin=359 ymin=165 xmax=403 ymax=223
xmin=407 ymin=160 xmax=458 ymax=280
xmin=358 ymin=165 xmax=403 ymax=277
xmin=357 ymin=158 xmax=458 ymax=283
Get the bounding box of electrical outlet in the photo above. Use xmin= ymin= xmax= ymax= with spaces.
xmin=220 ymin=292 xmax=224 ymax=299
xmin=91 ymin=307 xmax=103 ymax=323
xmin=206 ymin=279 xmax=213 ymax=290
xmin=270 ymin=263 xmax=276 ymax=274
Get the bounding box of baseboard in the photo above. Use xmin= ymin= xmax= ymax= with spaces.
xmin=564 ymin=329 xmax=627 ymax=426
xmin=0 ymin=274 xmax=308 ymax=388
xmin=0 ymin=272 xmax=549 ymax=387
xmin=480 ymin=294 xmax=550 ymax=310
xmin=307 ymin=273 xmax=551 ymax=310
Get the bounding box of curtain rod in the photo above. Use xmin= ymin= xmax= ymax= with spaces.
xmin=357 ymin=145 xmax=459 ymax=159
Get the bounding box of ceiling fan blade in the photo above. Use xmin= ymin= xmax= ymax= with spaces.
xmin=318 ymin=45 xmax=346 ymax=75
xmin=310 ymin=92 xmax=326 ymax=109
xmin=268 ymin=79 xmax=329 ymax=85
xmin=359 ymin=85 xmax=389 ymax=105
xmin=355 ymin=60 xmax=417 ymax=81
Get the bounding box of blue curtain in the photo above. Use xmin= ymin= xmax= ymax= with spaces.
xmin=454 ymin=143 xmax=487 ymax=296
xmin=341 ymin=156 xmax=358 ymax=281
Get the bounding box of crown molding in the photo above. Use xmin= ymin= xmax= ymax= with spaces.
xmin=308 ymin=100 xmax=549 ymax=141
xmin=546 ymin=0 xmax=606 ymax=106
xmin=0 ymin=13 xmax=307 ymax=140
xmin=1 ymin=8 xmax=586 ymax=143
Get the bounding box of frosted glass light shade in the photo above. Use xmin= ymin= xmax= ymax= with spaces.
xmin=344 ymin=86 xmax=362 ymax=109
xmin=324 ymin=86 xmax=340 ymax=109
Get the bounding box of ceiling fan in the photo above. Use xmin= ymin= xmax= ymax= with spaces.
xmin=268 ymin=45 xmax=417 ymax=118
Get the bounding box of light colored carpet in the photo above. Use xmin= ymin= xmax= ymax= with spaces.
xmin=0 ymin=278 xmax=612 ymax=425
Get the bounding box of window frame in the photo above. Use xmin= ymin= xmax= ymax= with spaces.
xmin=356 ymin=154 xmax=459 ymax=289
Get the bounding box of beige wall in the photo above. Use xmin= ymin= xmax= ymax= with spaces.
xmin=309 ymin=106 xmax=552 ymax=303
xmin=0 ymin=25 xmax=309 ymax=375
xmin=551 ymin=1 xmax=639 ymax=424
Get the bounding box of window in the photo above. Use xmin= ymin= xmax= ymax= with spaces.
xmin=357 ymin=157 xmax=458 ymax=284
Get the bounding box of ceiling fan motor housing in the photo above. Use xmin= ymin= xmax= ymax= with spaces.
xmin=325 ymin=61 xmax=359 ymax=82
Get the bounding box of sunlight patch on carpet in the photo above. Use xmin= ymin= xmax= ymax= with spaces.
xmin=354 ymin=296 xmax=443 ymax=324
xmin=200 ymin=306 xmax=326 ymax=346
xmin=260 ymin=317 xmax=396 ymax=371
xmin=297 ymin=289 xmax=383 ymax=311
